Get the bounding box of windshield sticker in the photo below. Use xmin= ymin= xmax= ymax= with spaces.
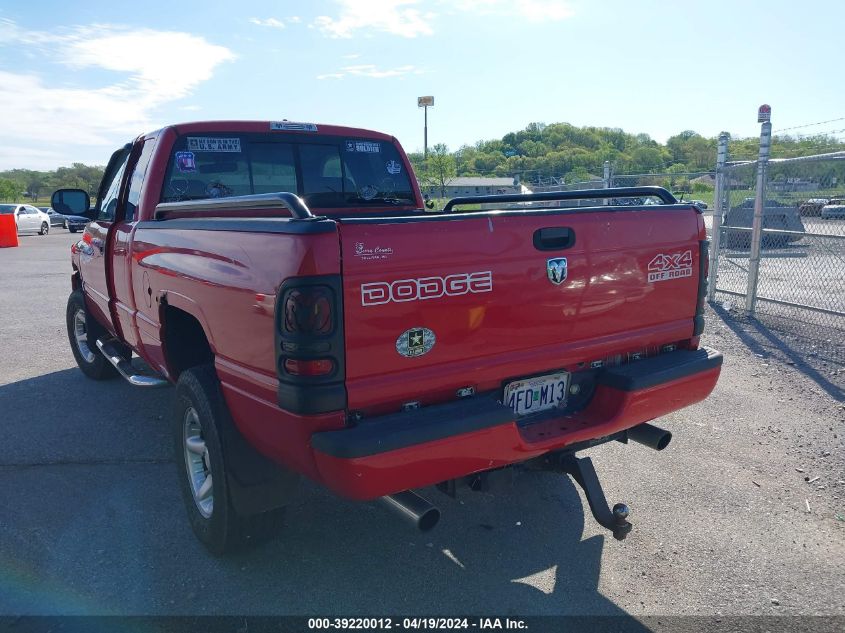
xmin=345 ymin=140 xmax=380 ymax=153
xmin=648 ymin=250 xmax=693 ymax=283
xmin=186 ymin=137 xmax=242 ymax=153
xmin=175 ymin=151 xmax=197 ymax=173
xmin=386 ymin=160 xmax=402 ymax=175
xmin=396 ymin=327 xmax=436 ymax=358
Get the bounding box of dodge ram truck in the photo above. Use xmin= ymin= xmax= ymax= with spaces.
xmin=54 ymin=120 xmax=722 ymax=554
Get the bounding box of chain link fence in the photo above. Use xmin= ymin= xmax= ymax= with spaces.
xmin=711 ymin=152 xmax=845 ymax=362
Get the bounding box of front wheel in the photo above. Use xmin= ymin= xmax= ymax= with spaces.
xmin=174 ymin=365 xmax=285 ymax=555
xmin=66 ymin=290 xmax=118 ymax=380
xmin=69 ymin=227 xmax=77 ymax=233
xmin=39 ymin=222 xmax=49 ymax=235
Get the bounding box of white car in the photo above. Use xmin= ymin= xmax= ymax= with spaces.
xmin=0 ymin=203 xmax=51 ymax=235
xmin=820 ymin=199 xmax=845 ymax=219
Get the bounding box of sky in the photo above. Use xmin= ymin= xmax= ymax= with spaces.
xmin=1 ymin=0 xmax=843 ymax=171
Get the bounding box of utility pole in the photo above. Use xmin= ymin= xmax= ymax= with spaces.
xmin=417 ymin=96 xmax=434 ymax=158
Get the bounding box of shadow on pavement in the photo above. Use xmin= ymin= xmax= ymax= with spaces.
xmin=0 ymin=370 xmax=647 ymax=622
xmin=710 ymin=303 xmax=844 ymax=401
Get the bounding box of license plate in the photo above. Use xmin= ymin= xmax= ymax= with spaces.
xmin=503 ymin=372 xmax=569 ymax=417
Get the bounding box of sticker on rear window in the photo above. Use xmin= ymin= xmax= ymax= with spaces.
xmin=186 ymin=137 xmax=242 ymax=153
xmin=648 ymin=250 xmax=693 ymax=283
xmin=175 ymin=151 xmax=197 ymax=173
xmin=386 ymin=160 xmax=402 ymax=175
xmin=345 ymin=140 xmax=380 ymax=153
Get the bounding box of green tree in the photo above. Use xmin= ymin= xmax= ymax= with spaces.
xmin=424 ymin=144 xmax=456 ymax=198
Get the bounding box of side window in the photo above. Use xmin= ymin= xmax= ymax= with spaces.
xmin=98 ymin=155 xmax=130 ymax=222
xmin=125 ymin=141 xmax=155 ymax=222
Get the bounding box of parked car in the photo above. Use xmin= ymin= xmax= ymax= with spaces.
xmin=723 ymin=198 xmax=805 ymax=248
xmin=55 ymin=120 xmax=721 ymax=554
xmin=821 ymin=198 xmax=845 ymax=219
xmin=40 ymin=207 xmax=67 ymax=227
xmin=798 ymin=198 xmax=829 ymax=217
xmin=62 ymin=214 xmax=90 ymax=233
xmin=0 ymin=203 xmax=51 ymax=235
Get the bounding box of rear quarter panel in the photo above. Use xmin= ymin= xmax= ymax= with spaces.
xmin=130 ymin=226 xmax=344 ymax=476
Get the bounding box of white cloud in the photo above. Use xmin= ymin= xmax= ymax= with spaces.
xmin=314 ymin=0 xmax=435 ymax=38
xmin=318 ymin=64 xmax=422 ymax=79
xmin=456 ymin=0 xmax=574 ymax=20
xmin=311 ymin=0 xmax=573 ymax=38
xmin=0 ymin=21 xmax=234 ymax=169
xmin=249 ymin=17 xmax=286 ymax=28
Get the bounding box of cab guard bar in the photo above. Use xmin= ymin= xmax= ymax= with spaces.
xmin=443 ymin=186 xmax=678 ymax=212
xmin=154 ymin=192 xmax=315 ymax=220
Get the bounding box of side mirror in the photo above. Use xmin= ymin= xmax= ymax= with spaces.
xmin=425 ymin=199 xmax=435 ymax=210
xmin=52 ymin=189 xmax=93 ymax=219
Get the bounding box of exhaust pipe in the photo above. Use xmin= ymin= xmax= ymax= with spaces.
xmin=379 ymin=490 xmax=440 ymax=532
xmin=627 ymin=423 xmax=672 ymax=451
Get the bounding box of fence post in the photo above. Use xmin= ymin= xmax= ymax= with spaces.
xmin=745 ymin=108 xmax=772 ymax=314
xmin=708 ymin=132 xmax=729 ymax=301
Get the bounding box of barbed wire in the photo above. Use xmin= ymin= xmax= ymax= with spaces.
xmin=774 ymin=117 xmax=845 ymax=133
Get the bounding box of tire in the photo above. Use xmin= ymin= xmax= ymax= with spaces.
xmin=39 ymin=222 xmax=49 ymax=236
xmin=66 ymin=290 xmax=119 ymax=380
xmin=174 ymin=365 xmax=285 ymax=555
xmin=69 ymin=227 xmax=78 ymax=233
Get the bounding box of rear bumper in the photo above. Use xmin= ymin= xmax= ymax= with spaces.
xmin=311 ymin=347 xmax=722 ymax=500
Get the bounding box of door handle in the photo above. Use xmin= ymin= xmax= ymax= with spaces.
xmin=533 ymin=227 xmax=575 ymax=251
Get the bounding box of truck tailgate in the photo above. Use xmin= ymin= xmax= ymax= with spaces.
xmin=338 ymin=207 xmax=703 ymax=413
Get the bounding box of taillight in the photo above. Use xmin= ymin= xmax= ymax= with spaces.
xmin=275 ymin=276 xmax=347 ymax=414
xmin=284 ymin=358 xmax=334 ymax=376
xmin=284 ymin=287 xmax=333 ymax=334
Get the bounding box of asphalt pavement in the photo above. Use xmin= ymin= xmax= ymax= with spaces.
xmin=0 ymin=231 xmax=843 ymax=618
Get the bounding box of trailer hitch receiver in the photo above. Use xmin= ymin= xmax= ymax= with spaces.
xmin=549 ymin=454 xmax=633 ymax=541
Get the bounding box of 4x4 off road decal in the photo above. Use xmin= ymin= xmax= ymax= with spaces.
xmin=648 ymin=250 xmax=693 ymax=283
xmin=396 ymin=327 xmax=436 ymax=358
xmin=361 ymin=271 xmax=493 ymax=306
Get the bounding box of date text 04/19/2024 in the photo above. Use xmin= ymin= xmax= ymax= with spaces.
xmin=307 ymin=617 xmax=528 ymax=630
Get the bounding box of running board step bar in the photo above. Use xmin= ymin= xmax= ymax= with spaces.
xmin=96 ymin=339 xmax=169 ymax=388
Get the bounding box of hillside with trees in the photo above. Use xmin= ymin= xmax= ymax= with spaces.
xmin=0 ymin=164 xmax=104 ymax=203
xmin=409 ymin=122 xmax=845 ymax=189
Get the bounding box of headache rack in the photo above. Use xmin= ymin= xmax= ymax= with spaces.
xmin=442 ymin=186 xmax=680 ymax=212
xmin=153 ymin=192 xmax=316 ymax=221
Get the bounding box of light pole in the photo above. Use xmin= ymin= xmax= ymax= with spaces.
xmin=418 ymin=96 xmax=434 ymax=158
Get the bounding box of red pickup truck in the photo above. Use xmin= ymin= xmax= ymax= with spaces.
xmin=54 ymin=120 xmax=722 ymax=554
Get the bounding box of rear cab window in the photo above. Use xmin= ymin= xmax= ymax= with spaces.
xmin=160 ymin=133 xmax=417 ymax=213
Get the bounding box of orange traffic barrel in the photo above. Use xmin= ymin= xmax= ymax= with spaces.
xmin=0 ymin=213 xmax=19 ymax=248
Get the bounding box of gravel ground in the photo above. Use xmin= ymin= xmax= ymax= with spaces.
xmin=0 ymin=231 xmax=843 ymax=618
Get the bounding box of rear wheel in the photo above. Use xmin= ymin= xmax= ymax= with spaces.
xmin=66 ymin=290 xmax=118 ymax=380
xmin=39 ymin=222 xmax=49 ymax=235
xmin=174 ymin=365 xmax=285 ymax=555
